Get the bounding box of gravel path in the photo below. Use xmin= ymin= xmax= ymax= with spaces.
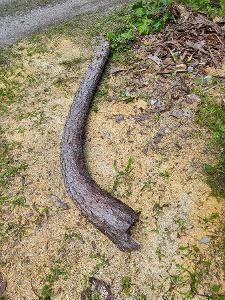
xmin=0 ymin=0 xmax=129 ymax=47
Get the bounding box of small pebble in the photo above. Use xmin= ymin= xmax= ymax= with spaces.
xmin=203 ymin=75 xmax=212 ymax=82
xmin=147 ymin=98 xmax=158 ymax=105
xmin=132 ymin=114 xmax=148 ymax=122
xmin=186 ymin=94 xmax=201 ymax=104
xmin=154 ymin=127 xmax=168 ymax=144
xmin=187 ymin=66 xmax=194 ymax=73
xmin=171 ymin=109 xmax=191 ymax=118
xmin=124 ymin=88 xmax=131 ymax=97
xmin=115 ymin=115 xmax=125 ymax=123
xmin=200 ymin=236 xmax=211 ymax=245
xmin=182 ymin=108 xmax=192 ymax=118
xmin=171 ymin=109 xmax=184 ymax=119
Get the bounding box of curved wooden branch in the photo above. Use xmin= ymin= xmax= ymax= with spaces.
xmin=60 ymin=41 xmax=140 ymax=251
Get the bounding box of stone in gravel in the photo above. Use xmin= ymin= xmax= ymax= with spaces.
xmin=186 ymin=94 xmax=201 ymax=104
xmin=0 ymin=273 xmax=7 ymax=295
xmin=187 ymin=66 xmax=194 ymax=73
xmin=175 ymin=142 xmax=183 ymax=149
xmin=144 ymin=127 xmax=168 ymax=154
xmin=147 ymin=98 xmax=159 ymax=106
xmin=147 ymin=99 xmax=166 ymax=112
xmin=49 ymin=194 xmax=69 ymax=210
xmin=132 ymin=114 xmax=149 ymax=122
xmin=200 ymin=236 xmax=211 ymax=245
xmin=143 ymin=141 xmax=157 ymax=154
xmin=154 ymin=127 xmax=168 ymax=144
xmin=115 ymin=115 xmax=125 ymax=123
xmin=124 ymin=88 xmax=131 ymax=97
xmin=182 ymin=108 xmax=192 ymax=118
xmin=171 ymin=109 xmax=192 ymax=118
xmin=156 ymin=100 xmax=167 ymax=112
xmin=107 ymin=96 xmax=116 ymax=102
xmin=171 ymin=109 xmax=184 ymax=118
xmin=91 ymin=241 xmax=97 ymax=251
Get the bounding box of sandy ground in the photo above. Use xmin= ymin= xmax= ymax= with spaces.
xmin=0 ymin=17 xmax=224 ymax=299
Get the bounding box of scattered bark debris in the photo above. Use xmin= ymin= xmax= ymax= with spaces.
xmin=81 ymin=277 xmax=114 ymax=300
xmin=142 ymin=6 xmax=225 ymax=74
xmin=48 ymin=194 xmax=70 ymax=210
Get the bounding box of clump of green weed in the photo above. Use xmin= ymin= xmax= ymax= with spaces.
xmin=90 ymin=253 xmax=109 ymax=276
xmin=64 ymin=229 xmax=82 ymax=241
xmin=122 ymin=276 xmax=132 ymax=296
xmin=160 ymin=170 xmax=171 ymax=179
xmin=41 ymin=266 xmax=68 ymax=300
xmin=178 ymin=0 xmax=225 ymax=18
xmin=107 ymin=0 xmax=174 ymax=51
xmin=0 ymin=218 xmax=27 ymax=248
xmin=60 ymin=57 xmax=84 ymax=69
xmin=112 ymin=157 xmax=134 ymax=198
xmin=11 ymin=196 xmax=29 ymax=208
xmin=33 ymin=206 xmax=50 ymax=226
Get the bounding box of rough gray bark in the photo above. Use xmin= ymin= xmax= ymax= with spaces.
xmin=61 ymin=41 xmax=140 ymax=251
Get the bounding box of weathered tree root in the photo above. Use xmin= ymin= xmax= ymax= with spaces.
xmin=61 ymin=41 xmax=140 ymax=251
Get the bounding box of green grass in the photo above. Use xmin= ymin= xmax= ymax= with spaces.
xmin=0 ymin=141 xmax=27 ymax=188
xmin=107 ymin=0 xmax=174 ymax=51
xmin=64 ymin=229 xmax=82 ymax=241
xmin=178 ymin=0 xmax=225 ymax=18
xmin=60 ymin=57 xmax=84 ymax=69
xmin=0 ymin=48 xmax=13 ymax=66
xmin=11 ymin=196 xmax=29 ymax=208
xmin=0 ymin=137 xmax=28 ymax=252
xmin=105 ymin=0 xmax=225 ymax=51
xmin=0 ymin=69 xmax=24 ymax=115
xmin=168 ymin=211 xmax=225 ymax=299
xmin=122 ymin=276 xmax=132 ymax=296
xmin=197 ymin=95 xmax=225 ymax=198
xmin=33 ymin=206 xmax=50 ymax=226
xmin=41 ymin=266 xmax=68 ymax=300
xmin=112 ymin=157 xmax=134 ymax=198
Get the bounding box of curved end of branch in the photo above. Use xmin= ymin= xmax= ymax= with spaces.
xmin=117 ymin=234 xmax=141 ymax=252
xmin=111 ymin=214 xmax=140 ymax=252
